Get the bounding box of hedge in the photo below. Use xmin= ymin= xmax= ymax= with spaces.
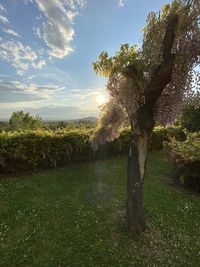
xmin=0 ymin=126 xmax=183 ymax=173
xmin=166 ymin=131 xmax=200 ymax=192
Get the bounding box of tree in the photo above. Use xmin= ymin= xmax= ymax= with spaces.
xmin=9 ymin=111 xmax=44 ymax=131
xmin=181 ymin=96 xmax=200 ymax=132
xmin=92 ymin=0 xmax=200 ymax=233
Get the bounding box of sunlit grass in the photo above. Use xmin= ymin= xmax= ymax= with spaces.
xmin=0 ymin=151 xmax=200 ymax=266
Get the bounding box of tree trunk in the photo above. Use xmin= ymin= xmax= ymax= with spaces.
xmin=126 ymin=113 xmax=153 ymax=233
xmin=125 ymin=13 xmax=178 ymax=232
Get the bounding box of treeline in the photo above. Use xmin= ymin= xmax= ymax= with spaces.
xmin=0 ymin=111 xmax=96 ymax=132
xmin=1 ymin=101 xmax=200 ymax=133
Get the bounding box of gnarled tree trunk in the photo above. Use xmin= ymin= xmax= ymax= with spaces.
xmin=127 ymin=108 xmax=154 ymax=233
xmin=126 ymin=12 xmax=177 ymax=231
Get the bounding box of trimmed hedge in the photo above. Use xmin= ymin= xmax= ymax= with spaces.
xmin=0 ymin=126 xmax=183 ymax=172
xmin=0 ymin=128 xmax=128 ymax=172
xmin=0 ymin=129 xmax=92 ymax=172
xmin=166 ymin=132 xmax=200 ymax=192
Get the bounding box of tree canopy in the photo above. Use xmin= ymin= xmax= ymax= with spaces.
xmin=92 ymin=0 xmax=200 ymax=146
xmin=181 ymin=97 xmax=200 ymax=132
xmin=9 ymin=111 xmax=44 ymax=131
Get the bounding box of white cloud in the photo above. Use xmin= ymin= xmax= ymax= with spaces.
xmin=0 ymin=38 xmax=47 ymax=75
xmin=26 ymin=83 xmax=63 ymax=98
xmin=24 ymin=0 xmax=33 ymax=4
xmin=43 ymin=20 xmax=74 ymax=58
xmin=0 ymin=79 xmax=63 ymax=100
xmin=65 ymin=10 xmax=78 ymax=22
xmin=32 ymin=59 xmax=46 ymax=69
xmin=33 ymin=26 xmax=42 ymax=38
xmin=63 ymin=0 xmax=87 ymax=10
xmin=118 ymin=0 xmax=126 ymax=7
xmin=0 ymin=4 xmax=8 ymax=24
xmin=0 ymin=4 xmax=6 ymax=12
xmin=35 ymin=0 xmax=74 ymax=58
xmin=2 ymin=28 xmax=21 ymax=37
xmin=35 ymin=0 xmax=86 ymax=58
xmin=0 ymin=15 xmax=9 ymax=24
xmin=0 ymin=80 xmax=106 ymax=119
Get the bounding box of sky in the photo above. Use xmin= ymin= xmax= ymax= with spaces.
xmin=0 ymin=0 xmax=171 ymax=120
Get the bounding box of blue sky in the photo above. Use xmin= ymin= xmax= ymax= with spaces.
xmin=0 ymin=0 xmax=171 ymax=120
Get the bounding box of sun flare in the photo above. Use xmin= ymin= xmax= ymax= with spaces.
xmin=96 ymin=94 xmax=106 ymax=105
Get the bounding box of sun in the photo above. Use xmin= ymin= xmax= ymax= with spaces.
xmin=96 ymin=94 xmax=106 ymax=105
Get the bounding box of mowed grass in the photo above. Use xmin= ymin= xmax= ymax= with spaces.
xmin=0 ymin=151 xmax=200 ymax=267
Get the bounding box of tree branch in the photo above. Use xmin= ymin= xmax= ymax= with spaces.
xmin=162 ymin=14 xmax=178 ymax=63
xmin=145 ymin=13 xmax=179 ymax=105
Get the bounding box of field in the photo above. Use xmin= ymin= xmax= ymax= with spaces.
xmin=0 ymin=151 xmax=200 ymax=267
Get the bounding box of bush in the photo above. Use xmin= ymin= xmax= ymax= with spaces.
xmin=181 ymin=103 xmax=200 ymax=132
xmin=166 ymin=132 xmax=200 ymax=192
xmin=0 ymin=126 xmax=183 ymax=173
xmin=151 ymin=125 xmax=185 ymax=149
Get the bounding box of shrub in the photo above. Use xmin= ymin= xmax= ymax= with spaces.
xmin=166 ymin=132 xmax=200 ymax=192
xmin=181 ymin=103 xmax=200 ymax=132
xmin=151 ymin=125 xmax=185 ymax=149
xmin=0 ymin=126 xmax=183 ymax=173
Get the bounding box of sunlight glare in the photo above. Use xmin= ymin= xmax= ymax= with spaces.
xmin=96 ymin=94 xmax=106 ymax=105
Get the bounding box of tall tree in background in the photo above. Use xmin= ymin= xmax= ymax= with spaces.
xmin=9 ymin=111 xmax=44 ymax=131
xmin=92 ymin=0 xmax=200 ymax=233
xmin=181 ymin=95 xmax=200 ymax=132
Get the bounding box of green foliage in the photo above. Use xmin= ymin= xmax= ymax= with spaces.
xmin=0 ymin=129 xmax=93 ymax=172
xmin=151 ymin=125 xmax=185 ymax=149
xmin=0 ymin=128 xmax=130 ymax=172
xmin=181 ymin=103 xmax=200 ymax=132
xmin=0 ymin=121 xmax=8 ymax=132
xmin=93 ymin=44 xmax=145 ymax=77
xmin=167 ymin=131 xmax=200 ymax=192
xmin=8 ymin=111 xmax=44 ymax=131
xmin=0 ymin=126 xmax=184 ymax=172
xmin=44 ymin=120 xmax=96 ymax=131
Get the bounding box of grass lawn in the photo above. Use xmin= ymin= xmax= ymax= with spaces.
xmin=0 ymin=151 xmax=200 ymax=267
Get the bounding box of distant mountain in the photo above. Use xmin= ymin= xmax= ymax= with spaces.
xmin=44 ymin=117 xmax=98 ymax=123
xmin=74 ymin=117 xmax=98 ymax=123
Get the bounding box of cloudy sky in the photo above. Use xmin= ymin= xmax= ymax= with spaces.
xmin=0 ymin=0 xmax=170 ymax=120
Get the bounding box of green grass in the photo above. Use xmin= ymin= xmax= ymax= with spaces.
xmin=0 ymin=151 xmax=200 ymax=266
